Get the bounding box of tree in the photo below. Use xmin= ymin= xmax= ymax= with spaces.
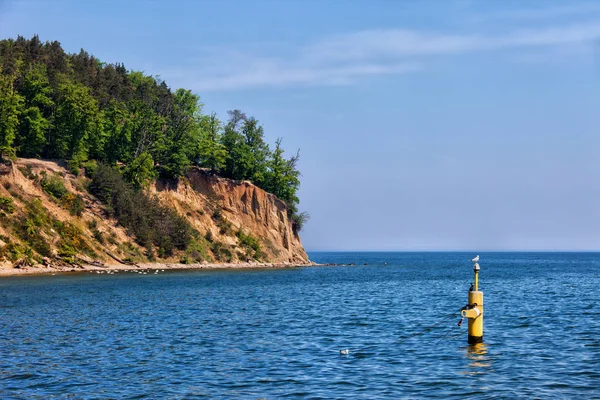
xmin=0 ymin=69 xmax=24 ymax=159
xmin=123 ymin=151 xmax=156 ymax=188
xmin=103 ymin=100 xmax=133 ymax=164
xmin=19 ymin=107 xmax=49 ymax=157
xmin=157 ymin=88 xmax=203 ymax=178
xmin=221 ymin=110 xmax=249 ymax=180
xmin=197 ymin=113 xmax=226 ymax=172
xmin=220 ymin=110 xmax=272 ymax=184
xmin=51 ymin=81 xmax=103 ymax=163
xmin=240 ymin=117 xmax=270 ymax=186
xmin=264 ymin=138 xmax=298 ymax=204
xmin=16 ymin=63 xmax=54 ymax=157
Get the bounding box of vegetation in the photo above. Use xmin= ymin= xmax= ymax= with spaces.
xmin=0 ymin=197 xmax=95 ymax=264
xmin=236 ymin=230 xmax=262 ymax=260
xmin=0 ymin=35 xmax=308 ymax=229
xmin=89 ymin=163 xmax=194 ymax=257
xmin=40 ymin=172 xmax=68 ymax=199
xmin=0 ymin=196 xmax=15 ymax=214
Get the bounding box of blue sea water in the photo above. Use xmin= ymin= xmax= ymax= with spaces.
xmin=1 ymin=252 xmax=599 ymax=399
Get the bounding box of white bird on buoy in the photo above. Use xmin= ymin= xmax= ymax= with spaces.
xmin=340 ymin=349 xmax=349 ymax=355
xmin=471 ymin=255 xmax=479 ymax=263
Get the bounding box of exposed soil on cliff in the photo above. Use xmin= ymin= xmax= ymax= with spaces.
xmin=0 ymin=159 xmax=309 ymax=273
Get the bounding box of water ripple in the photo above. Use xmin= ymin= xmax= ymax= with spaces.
xmin=1 ymin=252 xmax=599 ymax=398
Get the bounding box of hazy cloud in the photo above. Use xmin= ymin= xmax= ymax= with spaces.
xmin=167 ymin=21 xmax=600 ymax=91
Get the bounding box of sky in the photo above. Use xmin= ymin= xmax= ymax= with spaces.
xmin=1 ymin=0 xmax=600 ymax=251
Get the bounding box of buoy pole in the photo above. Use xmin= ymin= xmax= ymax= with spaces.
xmin=462 ymin=258 xmax=484 ymax=344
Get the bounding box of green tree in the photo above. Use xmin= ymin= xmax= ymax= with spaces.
xmin=265 ymin=138 xmax=300 ymax=207
xmin=221 ymin=110 xmax=246 ymax=180
xmin=197 ymin=113 xmax=226 ymax=172
xmin=103 ymin=100 xmax=133 ymax=164
xmin=158 ymin=88 xmax=203 ymax=178
xmin=19 ymin=107 xmax=49 ymax=157
xmin=241 ymin=117 xmax=270 ymax=186
xmin=128 ymin=100 xmax=165 ymax=164
xmin=123 ymin=151 xmax=156 ymax=188
xmin=16 ymin=63 xmax=54 ymax=157
xmin=51 ymin=81 xmax=103 ymax=163
xmin=0 ymin=69 xmax=24 ymax=159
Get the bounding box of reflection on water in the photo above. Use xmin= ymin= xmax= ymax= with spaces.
xmin=464 ymin=342 xmax=491 ymax=372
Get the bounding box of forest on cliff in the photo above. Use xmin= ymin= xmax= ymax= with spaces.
xmin=0 ymin=35 xmax=308 ymax=228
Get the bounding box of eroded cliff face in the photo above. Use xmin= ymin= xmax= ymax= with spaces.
xmin=153 ymin=168 xmax=309 ymax=264
xmin=0 ymin=159 xmax=309 ymax=268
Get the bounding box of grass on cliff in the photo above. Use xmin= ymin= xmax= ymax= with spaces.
xmin=0 ymin=196 xmax=15 ymax=214
xmin=32 ymin=170 xmax=85 ymax=217
xmin=0 ymin=196 xmax=95 ymax=265
xmin=236 ymin=230 xmax=262 ymax=261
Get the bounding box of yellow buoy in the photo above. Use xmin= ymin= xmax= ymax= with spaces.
xmin=461 ymin=256 xmax=483 ymax=344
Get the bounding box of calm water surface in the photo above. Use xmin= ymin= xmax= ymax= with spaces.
xmin=1 ymin=252 xmax=599 ymax=399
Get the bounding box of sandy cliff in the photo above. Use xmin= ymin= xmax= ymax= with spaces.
xmin=153 ymin=168 xmax=309 ymax=263
xmin=0 ymin=159 xmax=309 ymax=271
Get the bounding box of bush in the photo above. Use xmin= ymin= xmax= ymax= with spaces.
xmin=92 ymin=228 xmax=104 ymax=244
xmin=67 ymin=159 xmax=81 ymax=176
xmin=61 ymin=193 xmax=84 ymax=216
xmin=18 ymin=165 xmax=37 ymax=180
xmin=0 ymin=241 xmax=25 ymax=262
xmin=211 ymin=240 xmax=232 ymax=262
xmin=5 ymin=200 xmax=52 ymax=258
xmin=218 ymin=217 xmax=233 ymax=235
xmin=0 ymin=196 xmax=15 ymax=214
xmin=81 ymin=160 xmax=98 ymax=178
xmin=291 ymin=211 xmax=310 ymax=234
xmin=236 ymin=230 xmax=262 ymax=260
xmin=40 ymin=174 xmax=68 ymax=199
xmin=185 ymin=239 xmax=211 ymax=262
xmin=55 ymin=220 xmax=92 ymax=257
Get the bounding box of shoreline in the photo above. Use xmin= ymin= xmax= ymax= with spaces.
xmin=0 ymin=261 xmax=322 ymax=277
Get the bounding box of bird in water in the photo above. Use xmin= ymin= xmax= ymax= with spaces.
xmin=471 ymin=255 xmax=479 ymax=263
xmin=340 ymin=349 xmax=349 ymax=355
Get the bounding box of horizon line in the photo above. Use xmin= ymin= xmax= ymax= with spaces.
xmin=305 ymin=249 xmax=600 ymax=253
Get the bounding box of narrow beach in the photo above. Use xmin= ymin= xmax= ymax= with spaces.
xmin=0 ymin=261 xmax=319 ymax=277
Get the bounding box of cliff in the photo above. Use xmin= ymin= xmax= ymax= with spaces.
xmin=0 ymin=159 xmax=309 ymax=270
xmin=153 ymin=168 xmax=308 ymax=264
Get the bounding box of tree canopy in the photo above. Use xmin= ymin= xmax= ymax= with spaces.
xmin=0 ymin=35 xmax=308 ymax=229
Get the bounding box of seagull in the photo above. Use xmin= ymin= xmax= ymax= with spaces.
xmin=340 ymin=349 xmax=349 ymax=355
xmin=471 ymin=255 xmax=479 ymax=263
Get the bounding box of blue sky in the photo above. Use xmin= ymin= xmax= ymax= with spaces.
xmin=2 ymin=0 xmax=600 ymax=251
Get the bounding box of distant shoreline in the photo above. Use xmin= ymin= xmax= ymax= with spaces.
xmin=0 ymin=261 xmax=321 ymax=277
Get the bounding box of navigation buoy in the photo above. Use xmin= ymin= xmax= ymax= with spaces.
xmin=461 ymin=256 xmax=484 ymax=344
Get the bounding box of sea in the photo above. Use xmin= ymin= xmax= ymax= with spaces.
xmin=1 ymin=252 xmax=599 ymax=399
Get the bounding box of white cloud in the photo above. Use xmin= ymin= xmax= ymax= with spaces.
xmin=185 ymin=61 xmax=419 ymax=91
xmin=166 ymin=21 xmax=600 ymax=91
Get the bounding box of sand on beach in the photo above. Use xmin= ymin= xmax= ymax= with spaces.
xmin=0 ymin=260 xmax=318 ymax=277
